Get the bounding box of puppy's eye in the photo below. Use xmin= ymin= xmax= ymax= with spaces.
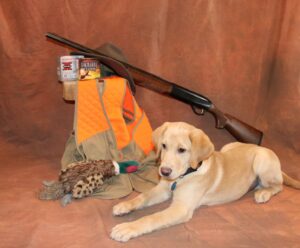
xmin=162 ymin=143 xmax=167 ymax=149
xmin=178 ymin=148 xmax=186 ymax=153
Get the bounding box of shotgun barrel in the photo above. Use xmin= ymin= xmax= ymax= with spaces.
xmin=46 ymin=32 xmax=263 ymax=145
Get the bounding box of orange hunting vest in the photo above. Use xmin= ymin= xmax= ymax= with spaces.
xmin=74 ymin=77 xmax=153 ymax=158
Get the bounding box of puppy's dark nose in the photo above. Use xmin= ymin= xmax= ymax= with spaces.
xmin=160 ymin=167 xmax=172 ymax=177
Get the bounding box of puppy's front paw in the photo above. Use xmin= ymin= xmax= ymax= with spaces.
xmin=111 ymin=222 xmax=140 ymax=242
xmin=113 ymin=202 xmax=133 ymax=216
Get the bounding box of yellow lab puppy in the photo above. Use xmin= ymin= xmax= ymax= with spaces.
xmin=111 ymin=122 xmax=300 ymax=242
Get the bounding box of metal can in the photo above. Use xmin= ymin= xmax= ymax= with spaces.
xmin=57 ymin=55 xmax=84 ymax=81
xmin=78 ymin=58 xmax=101 ymax=80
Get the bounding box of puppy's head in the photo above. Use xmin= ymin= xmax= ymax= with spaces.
xmin=152 ymin=122 xmax=214 ymax=180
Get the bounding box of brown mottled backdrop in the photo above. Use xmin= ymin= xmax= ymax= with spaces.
xmin=0 ymin=1 xmax=299 ymax=247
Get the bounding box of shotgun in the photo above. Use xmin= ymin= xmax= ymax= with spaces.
xmin=46 ymin=32 xmax=263 ymax=145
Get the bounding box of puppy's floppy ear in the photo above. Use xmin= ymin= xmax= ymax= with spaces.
xmin=189 ymin=129 xmax=215 ymax=169
xmin=152 ymin=122 xmax=170 ymax=156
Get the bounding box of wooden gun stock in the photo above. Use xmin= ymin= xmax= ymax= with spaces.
xmin=209 ymin=105 xmax=263 ymax=144
xmin=46 ymin=32 xmax=263 ymax=145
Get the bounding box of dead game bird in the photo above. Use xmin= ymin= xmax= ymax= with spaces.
xmin=38 ymin=160 xmax=139 ymax=206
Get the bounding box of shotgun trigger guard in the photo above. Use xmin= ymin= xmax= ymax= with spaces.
xmin=191 ymin=105 xmax=205 ymax=115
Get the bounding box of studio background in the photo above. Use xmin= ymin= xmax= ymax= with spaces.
xmin=0 ymin=1 xmax=299 ymax=247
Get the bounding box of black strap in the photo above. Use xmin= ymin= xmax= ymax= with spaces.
xmin=181 ymin=161 xmax=202 ymax=177
xmin=181 ymin=167 xmax=197 ymax=177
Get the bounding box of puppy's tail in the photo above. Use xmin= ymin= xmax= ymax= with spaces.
xmin=282 ymin=172 xmax=300 ymax=189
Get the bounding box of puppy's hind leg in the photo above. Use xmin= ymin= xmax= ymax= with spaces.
xmin=253 ymin=150 xmax=283 ymax=204
xmin=254 ymin=184 xmax=282 ymax=203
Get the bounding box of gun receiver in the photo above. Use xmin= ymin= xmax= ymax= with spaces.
xmin=46 ymin=32 xmax=263 ymax=145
